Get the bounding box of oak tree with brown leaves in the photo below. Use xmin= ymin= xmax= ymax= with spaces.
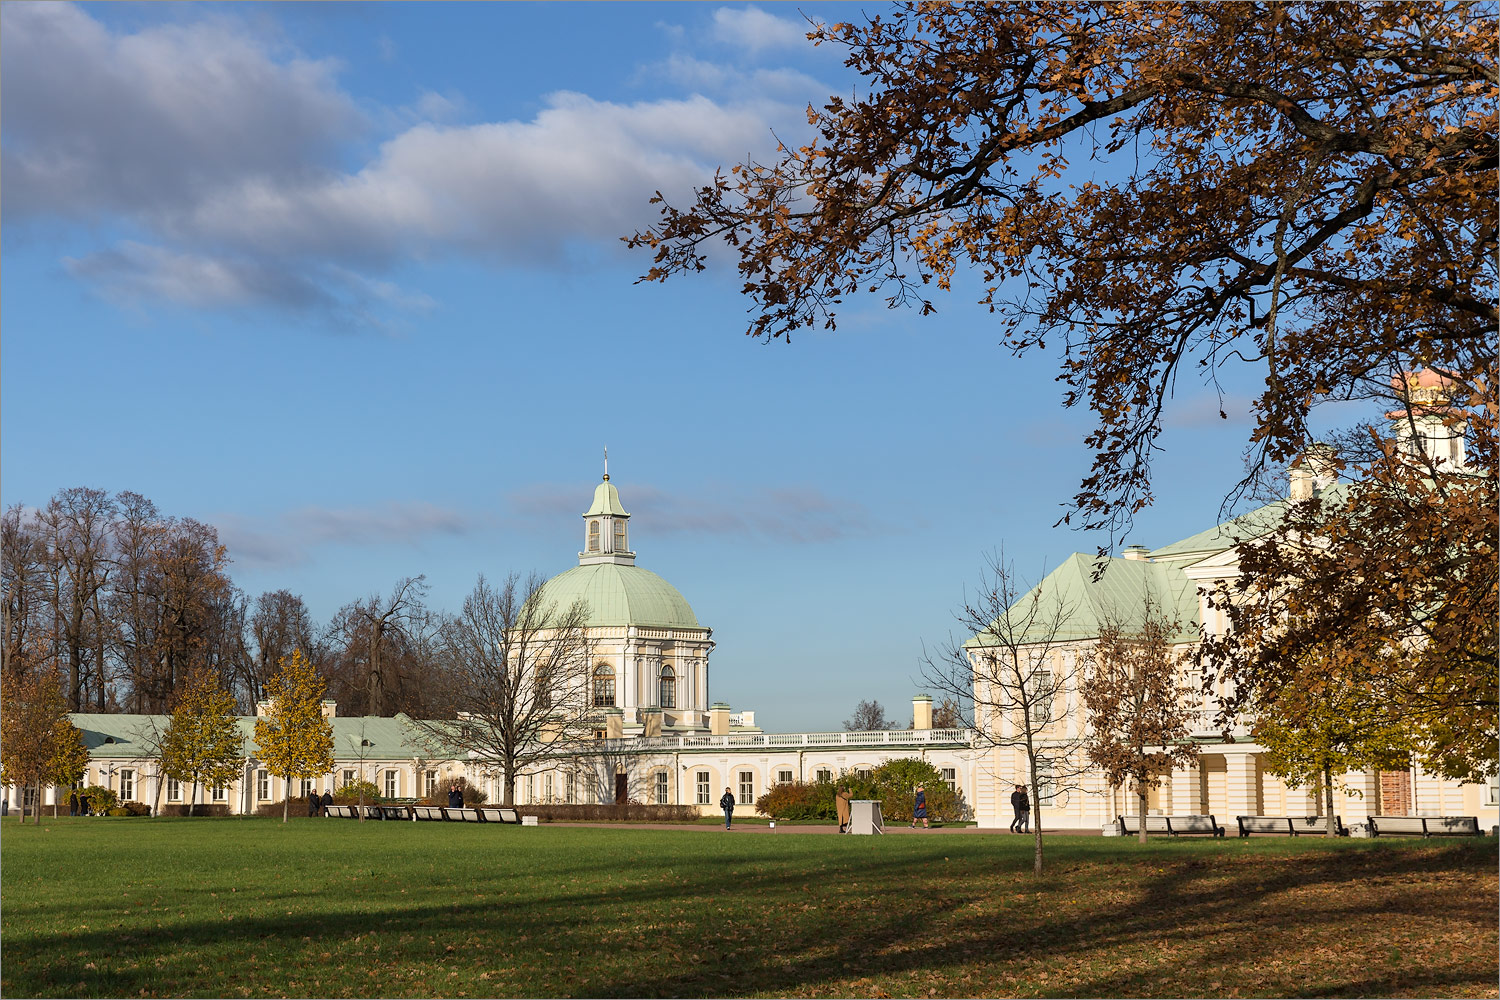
xmin=629 ymin=2 xmax=1495 ymax=537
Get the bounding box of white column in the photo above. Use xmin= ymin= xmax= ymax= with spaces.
xmin=1225 ymin=752 xmax=1259 ymax=817
xmin=1173 ymin=761 xmax=1203 ymax=815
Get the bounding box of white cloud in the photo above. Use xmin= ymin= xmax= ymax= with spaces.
xmin=710 ymin=6 xmax=812 ymax=55
xmin=1 ymin=2 xmax=360 ymax=219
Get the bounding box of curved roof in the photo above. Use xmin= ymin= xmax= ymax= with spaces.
xmin=541 ymin=562 xmax=700 ymax=629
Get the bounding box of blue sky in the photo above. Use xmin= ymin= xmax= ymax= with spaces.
xmin=3 ymin=2 xmax=1289 ymax=731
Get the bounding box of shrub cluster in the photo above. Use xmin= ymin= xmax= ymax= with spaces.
xmin=516 ymin=803 xmax=699 ymax=823
xmin=754 ymin=759 xmax=968 ymax=822
xmin=331 ymin=780 xmax=382 ymax=805
xmin=106 ymin=801 xmax=151 ymax=817
xmin=75 ymin=785 xmax=118 ymax=814
xmin=156 ymin=803 xmax=231 ymax=817
xmin=251 ymin=796 xmax=326 ymax=818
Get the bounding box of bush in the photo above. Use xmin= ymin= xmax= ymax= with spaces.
xmin=516 ymin=803 xmax=699 ymax=823
xmin=252 ymin=796 xmax=326 ymax=818
xmin=78 ymin=785 xmax=117 ymax=815
xmin=331 ymin=780 xmax=382 ymax=805
xmin=753 ymin=760 xmax=968 ymax=822
xmin=157 ymin=803 xmax=231 ymax=817
xmin=106 ymin=802 xmax=150 ymax=817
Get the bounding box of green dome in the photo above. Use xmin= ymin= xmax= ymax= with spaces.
xmin=541 ymin=563 xmax=700 ymax=629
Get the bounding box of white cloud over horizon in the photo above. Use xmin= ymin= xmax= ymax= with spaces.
xmin=2 ymin=2 xmax=826 ymax=327
xmin=216 ymin=501 xmax=486 ymax=569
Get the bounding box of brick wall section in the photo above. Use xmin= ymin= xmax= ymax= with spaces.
xmin=1379 ymin=770 xmax=1412 ymax=815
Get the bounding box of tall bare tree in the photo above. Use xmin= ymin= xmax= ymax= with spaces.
xmin=1082 ymin=596 xmax=1202 ymax=843
xmin=842 ymin=699 xmax=893 ymax=732
xmin=334 ymin=576 xmax=429 ymax=717
xmin=407 ymin=573 xmax=595 ymax=807
xmin=922 ymin=550 xmax=1087 ymax=875
xmin=247 ymin=590 xmax=318 ymax=705
xmin=42 ymin=488 xmax=117 ymax=711
xmin=2 ymin=505 xmax=49 ymax=678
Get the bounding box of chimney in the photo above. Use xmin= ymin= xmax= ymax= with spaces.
xmin=709 ymin=702 xmax=731 ymax=736
xmin=321 ymin=699 xmax=337 ymax=720
xmin=1290 ymin=443 xmax=1338 ymax=501
xmin=604 ymin=707 xmax=624 ymax=740
xmin=912 ymin=694 xmax=933 ymax=731
xmin=1121 ymin=545 xmax=1151 ymax=562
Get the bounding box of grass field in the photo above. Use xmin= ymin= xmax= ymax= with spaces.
xmin=2 ymin=818 xmax=1494 ymax=999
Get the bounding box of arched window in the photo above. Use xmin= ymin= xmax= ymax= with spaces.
xmin=659 ymin=665 xmax=676 ymax=709
xmin=588 ymin=520 xmax=600 ymax=552
xmin=593 ymin=664 xmax=616 ymax=707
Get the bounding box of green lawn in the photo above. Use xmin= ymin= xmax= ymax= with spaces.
xmin=2 ymin=818 xmax=1495 ymax=998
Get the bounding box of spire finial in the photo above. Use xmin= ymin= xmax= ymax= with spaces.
xmin=603 ymin=446 xmax=609 ymax=481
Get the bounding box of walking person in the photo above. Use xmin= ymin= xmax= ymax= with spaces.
xmin=835 ymin=785 xmax=851 ymax=833
xmin=720 ymin=787 xmax=735 ymax=829
xmin=320 ymin=789 xmax=333 ymax=815
xmin=912 ymin=784 xmax=929 ymax=829
xmin=448 ymin=782 xmax=464 ymax=809
xmin=308 ymin=787 xmax=322 ymax=817
xmin=1009 ymin=784 xmax=1029 ymax=833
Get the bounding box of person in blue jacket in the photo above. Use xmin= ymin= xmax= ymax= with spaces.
xmin=719 ymin=787 xmax=735 ymax=829
xmin=912 ymin=784 xmax=929 ymax=829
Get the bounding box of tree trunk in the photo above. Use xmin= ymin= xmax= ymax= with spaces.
xmin=1323 ymin=766 xmax=1337 ymax=838
xmin=192 ymin=780 xmax=200 ymax=817
xmin=283 ymin=774 xmax=290 ymax=823
xmin=503 ymin=763 xmax=516 ymax=808
xmin=34 ymin=780 xmax=43 ymax=825
xmin=1028 ymin=776 xmax=1045 ymax=876
xmin=1138 ymin=781 xmax=1149 ymax=844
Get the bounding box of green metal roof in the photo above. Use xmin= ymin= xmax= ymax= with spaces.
xmin=541 ymin=563 xmax=701 ymax=629
xmin=68 ymin=713 xmax=430 ymax=760
xmin=1149 ymin=485 xmax=1348 ymax=561
xmin=965 ymin=553 xmax=1200 ymax=647
xmin=583 ymin=479 xmax=629 ymax=517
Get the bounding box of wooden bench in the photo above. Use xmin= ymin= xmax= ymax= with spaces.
xmin=1119 ymin=814 xmax=1224 ymax=837
xmin=323 ymin=805 xmax=348 ymax=819
xmin=1237 ymin=815 xmax=1346 ymax=837
xmin=378 ymin=804 xmax=411 ymax=821
xmin=446 ymin=807 xmax=484 ymax=822
xmin=1368 ymin=815 xmax=1482 ymax=837
xmin=411 ymin=805 xmax=446 ymax=821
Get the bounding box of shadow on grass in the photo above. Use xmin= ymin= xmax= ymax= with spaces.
xmin=2 ymin=830 xmax=1494 ymax=998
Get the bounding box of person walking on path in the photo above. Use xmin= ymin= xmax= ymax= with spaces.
xmin=912 ymin=784 xmax=929 ymax=829
xmin=308 ymin=788 xmax=321 ymax=817
xmin=1009 ymin=784 xmax=1029 ymax=833
xmin=320 ymin=789 xmax=333 ymax=815
xmin=720 ymin=787 xmax=735 ymax=829
xmin=835 ymin=785 xmax=851 ymax=833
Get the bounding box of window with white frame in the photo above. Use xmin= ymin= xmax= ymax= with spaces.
xmin=425 ymin=770 xmax=437 ymax=797
xmin=777 ymin=769 xmax=793 ymax=785
xmin=212 ymin=784 xmax=227 ymax=802
xmin=1487 ymin=773 xmax=1499 ymax=806
xmin=301 ymin=778 xmax=315 ymax=799
xmin=167 ymin=777 xmax=181 ymax=802
xmin=738 ymin=771 xmax=754 ymax=805
xmin=565 ymin=771 xmax=575 ymax=804
xmin=1029 ymin=668 xmax=1053 ymax=726
xmin=384 ymin=770 xmax=398 ymax=799
xmin=1033 ymin=757 xmax=1057 ymax=803
xmin=119 ymin=769 xmax=135 ymax=801
xmin=257 ymin=770 xmax=270 ymax=800
xmin=696 ymin=770 xmax=710 ymax=804
xmin=815 ymin=768 xmax=831 ymax=784
xmin=655 ymin=771 xmax=669 ymax=805
xmin=586 ymin=778 xmax=597 ymax=805
xmin=942 ymin=767 xmax=958 ymax=792
xmin=526 ymin=774 xmax=535 ymax=804
xmin=613 ymin=520 xmax=626 ymax=552
xmin=588 ymin=520 xmax=600 ymax=552
xmin=342 ymin=769 xmax=355 ymax=787
xmin=544 ymin=773 xmax=555 ymax=804
xmin=593 ymin=665 xmax=616 ymax=707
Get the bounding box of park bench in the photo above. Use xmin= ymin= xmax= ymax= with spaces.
xmin=446 ymin=807 xmax=484 ymax=822
xmin=359 ymin=804 xmax=386 ymax=820
xmin=378 ymin=804 xmax=411 ymax=821
xmin=411 ymin=805 xmax=446 ymax=821
xmin=477 ymin=806 xmax=521 ymax=824
xmin=1367 ymin=815 xmax=1482 ymax=837
xmin=1236 ymin=815 xmax=1346 ymax=837
xmin=1118 ymin=814 xmax=1224 ymax=837
xmin=323 ymin=805 xmax=353 ymax=819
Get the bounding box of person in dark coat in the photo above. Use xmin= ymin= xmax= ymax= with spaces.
xmin=1009 ymin=784 xmax=1030 ymax=833
xmin=448 ymin=783 xmax=464 ymax=809
xmin=912 ymin=784 xmax=929 ymax=829
xmin=308 ymin=788 xmax=321 ymax=817
xmin=320 ymin=790 xmax=333 ymax=814
xmin=68 ymin=791 xmax=80 ymax=817
xmin=719 ymin=787 xmax=735 ymax=829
